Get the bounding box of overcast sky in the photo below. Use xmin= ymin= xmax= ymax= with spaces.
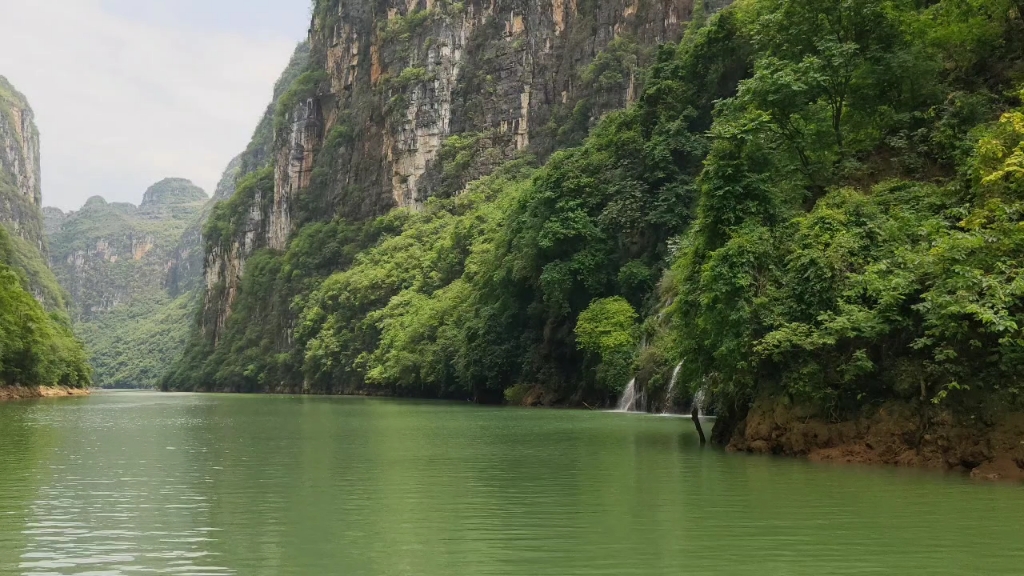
xmin=0 ymin=0 xmax=311 ymax=210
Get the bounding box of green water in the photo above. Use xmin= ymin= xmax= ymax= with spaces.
xmin=0 ymin=392 xmax=1022 ymax=575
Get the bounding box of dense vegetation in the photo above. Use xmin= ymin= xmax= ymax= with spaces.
xmin=0 ymin=225 xmax=90 ymax=388
xmin=0 ymin=75 xmax=90 ymax=390
xmin=46 ymin=181 xmax=208 ymax=388
xmin=167 ymin=0 xmax=1024 ymax=429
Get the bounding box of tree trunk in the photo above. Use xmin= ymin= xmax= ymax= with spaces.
xmin=692 ymin=406 xmax=706 ymax=445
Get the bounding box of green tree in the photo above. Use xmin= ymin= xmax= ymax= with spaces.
xmin=575 ymin=297 xmax=639 ymax=395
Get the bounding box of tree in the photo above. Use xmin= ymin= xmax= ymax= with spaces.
xmin=575 ymin=297 xmax=639 ymax=395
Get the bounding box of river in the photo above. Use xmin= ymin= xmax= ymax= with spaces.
xmin=0 ymin=391 xmax=1022 ymax=575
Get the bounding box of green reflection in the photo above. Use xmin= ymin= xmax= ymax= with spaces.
xmin=1 ymin=392 xmax=1023 ymax=576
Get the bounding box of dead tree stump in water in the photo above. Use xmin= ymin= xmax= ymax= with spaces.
xmin=691 ymin=406 xmax=706 ymax=445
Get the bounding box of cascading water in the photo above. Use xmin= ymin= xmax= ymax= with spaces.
xmin=691 ymin=386 xmax=707 ymax=418
xmin=661 ymin=362 xmax=684 ymax=414
xmin=616 ymin=378 xmax=646 ymax=412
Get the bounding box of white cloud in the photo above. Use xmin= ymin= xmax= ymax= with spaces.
xmin=0 ymin=0 xmax=301 ymax=210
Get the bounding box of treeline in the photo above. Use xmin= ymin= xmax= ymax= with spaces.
xmin=0 ymin=226 xmax=90 ymax=388
xmin=165 ymin=0 xmax=1024 ymax=425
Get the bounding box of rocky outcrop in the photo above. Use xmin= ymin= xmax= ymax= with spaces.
xmin=47 ymin=181 xmax=208 ymax=321
xmin=197 ymin=0 xmax=714 ymax=345
xmin=0 ymin=385 xmax=91 ymax=402
xmin=0 ymin=75 xmax=44 ymax=251
xmin=724 ymin=397 xmax=1024 ymax=482
xmin=0 ymin=76 xmax=67 ymax=310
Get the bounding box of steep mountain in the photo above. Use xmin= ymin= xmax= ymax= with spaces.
xmin=168 ymin=0 xmax=716 ymax=392
xmin=46 ymin=179 xmax=208 ymax=388
xmin=0 ymin=76 xmax=90 ymax=390
xmin=0 ymin=76 xmax=43 ymax=249
xmin=164 ymin=0 xmax=1024 ymax=480
xmin=0 ymin=75 xmax=67 ymax=308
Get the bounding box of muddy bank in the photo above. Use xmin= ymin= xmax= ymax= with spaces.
xmin=0 ymin=386 xmax=91 ymax=402
xmin=723 ymin=398 xmax=1024 ymax=482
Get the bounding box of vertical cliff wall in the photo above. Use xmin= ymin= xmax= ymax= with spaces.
xmin=0 ymin=75 xmax=91 ymax=388
xmin=0 ymin=75 xmax=43 ymax=250
xmin=0 ymin=75 xmax=68 ymax=310
xmin=198 ymin=0 xmax=706 ymax=346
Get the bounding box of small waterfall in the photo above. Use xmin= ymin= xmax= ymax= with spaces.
xmin=661 ymin=362 xmax=684 ymax=414
xmin=616 ymin=378 xmax=645 ymax=412
xmin=691 ymin=386 xmax=707 ymax=418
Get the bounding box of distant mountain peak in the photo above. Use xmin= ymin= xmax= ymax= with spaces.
xmin=83 ymin=195 xmax=107 ymax=208
xmin=140 ymin=178 xmax=208 ymax=208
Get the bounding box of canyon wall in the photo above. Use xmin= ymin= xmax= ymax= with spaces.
xmin=0 ymin=75 xmax=43 ymax=249
xmin=0 ymin=75 xmax=91 ymax=389
xmin=199 ymin=0 xmax=706 ymax=346
xmin=0 ymin=75 xmax=66 ymax=309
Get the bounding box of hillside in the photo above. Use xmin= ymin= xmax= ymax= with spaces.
xmin=159 ymin=0 xmax=1024 ymax=476
xmin=166 ymin=0 xmax=717 ymax=392
xmin=0 ymin=75 xmax=90 ymax=390
xmin=45 ymin=179 xmax=208 ymax=388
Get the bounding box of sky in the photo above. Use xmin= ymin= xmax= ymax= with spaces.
xmin=0 ymin=0 xmax=312 ymax=210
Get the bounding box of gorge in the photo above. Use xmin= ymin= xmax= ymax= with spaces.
xmin=4 ymin=0 xmax=1024 ymax=572
xmin=3 ymin=0 xmax=1024 ymax=481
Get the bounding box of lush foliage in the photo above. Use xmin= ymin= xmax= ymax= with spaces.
xmin=668 ymin=0 xmax=1024 ymax=422
xmin=169 ymin=0 xmax=1024 ymax=425
xmin=45 ymin=183 xmax=208 ymax=389
xmin=575 ymin=297 xmax=639 ymax=395
xmin=75 ymin=291 xmax=194 ymax=389
xmin=0 ymin=226 xmax=90 ymax=388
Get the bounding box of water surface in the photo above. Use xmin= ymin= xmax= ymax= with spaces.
xmin=0 ymin=391 xmax=1022 ymax=575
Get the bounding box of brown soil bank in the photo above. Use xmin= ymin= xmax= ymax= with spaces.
xmin=722 ymin=398 xmax=1024 ymax=482
xmin=0 ymin=386 xmax=91 ymax=402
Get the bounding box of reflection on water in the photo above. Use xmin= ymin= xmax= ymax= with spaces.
xmin=1 ymin=391 xmax=1023 ymax=576
xmin=4 ymin=393 xmax=229 ymax=575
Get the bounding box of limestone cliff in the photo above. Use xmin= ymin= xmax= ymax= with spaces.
xmin=165 ymin=156 xmax=242 ymax=297
xmin=0 ymin=75 xmax=91 ymax=389
xmin=0 ymin=75 xmax=66 ymax=309
xmin=46 ymin=179 xmax=209 ymax=387
xmin=199 ymin=0 xmax=712 ymax=345
xmin=0 ymin=76 xmax=43 ymax=250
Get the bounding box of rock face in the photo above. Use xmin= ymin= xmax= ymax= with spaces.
xmin=0 ymin=75 xmax=67 ymax=310
xmin=48 ymin=180 xmax=208 ymax=321
xmin=46 ymin=179 xmax=209 ymax=388
xmin=0 ymin=76 xmax=43 ymax=251
xmin=724 ymin=397 xmax=1024 ymax=482
xmin=198 ymin=0 xmax=711 ymax=346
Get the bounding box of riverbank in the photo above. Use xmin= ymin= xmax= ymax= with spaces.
xmin=723 ymin=398 xmax=1024 ymax=482
xmin=157 ymin=386 xmax=1024 ymax=481
xmin=0 ymin=386 xmax=91 ymax=402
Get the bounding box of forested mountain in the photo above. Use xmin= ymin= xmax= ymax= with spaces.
xmin=44 ymin=179 xmax=209 ymax=388
xmin=166 ymin=0 xmax=715 ymax=393
xmin=164 ymin=0 xmax=1023 ymax=465
xmin=34 ymin=42 xmax=312 ymax=390
xmin=0 ymin=76 xmax=90 ymax=390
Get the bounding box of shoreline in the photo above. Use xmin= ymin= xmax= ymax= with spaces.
xmin=0 ymin=385 xmax=91 ymax=402
xmin=723 ymin=398 xmax=1024 ymax=483
xmin=155 ymin=388 xmax=1024 ymax=482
